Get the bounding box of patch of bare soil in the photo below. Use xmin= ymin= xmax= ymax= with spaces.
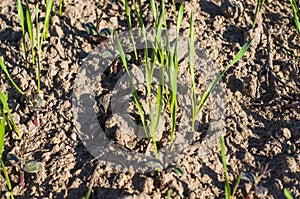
xmin=0 ymin=0 xmax=299 ymax=198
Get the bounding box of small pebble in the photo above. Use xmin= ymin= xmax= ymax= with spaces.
xmin=282 ymin=128 xmax=291 ymax=139
xmin=70 ymin=132 xmax=77 ymax=141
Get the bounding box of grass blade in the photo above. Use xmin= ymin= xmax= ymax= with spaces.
xmin=169 ymin=4 xmax=184 ymax=149
xmin=0 ymin=57 xmax=25 ymax=95
xmin=0 ymin=117 xmax=6 ymax=158
xmin=115 ymin=33 xmax=149 ymax=138
xmin=196 ymin=39 xmax=252 ymax=115
xmin=150 ymin=0 xmax=157 ymax=22
xmin=36 ymin=3 xmax=41 ymax=93
xmin=176 ymin=5 xmax=184 ymax=34
xmin=220 ymin=136 xmax=231 ymax=199
xmin=58 ymin=0 xmax=63 ymax=17
xmin=16 ymin=0 xmax=28 ymax=67
xmin=231 ymin=173 xmax=241 ymax=197
xmin=289 ymin=0 xmax=300 ymax=33
xmin=82 ymin=188 xmax=92 ymax=199
xmin=1 ymin=159 xmax=14 ymax=199
xmin=124 ymin=0 xmax=138 ymax=60
xmin=284 ymin=188 xmax=294 ymax=199
xmin=188 ymin=12 xmax=197 ymax=131
xmin=25 ymin=0 xmax=34 ymax=64
xmin=0 ymin=117 xmax=14 ymax=198
xmin=0 ymin=92 xmax=21 ymax=138
xmin=42 ymin=0 xmax=53 ymax=40
xmin=252 ymin=0 xmax=265 ymax=28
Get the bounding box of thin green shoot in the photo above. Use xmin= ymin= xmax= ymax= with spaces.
xmin=124 ymin=0 xmax=138 ymax=60
xmin=167 ymin=188 xmax=173 ymax=199
xmin=132 ymin=0 xmax=144 ymax=30
xmin=0 ymin=91 xmax=21 ymax=138
xmin=42 ymin=0 xmax=53 ymax=40
xmin=284 ymin=188 xmax=294 ymax=199
xmin=150 ymin=0 xmax=158 ymax=22
xmin=252 ymin=0 xmax=265 ymax=28
xmin=220 ymin=136 xmax=231 ymax=199
xmin=36 ymin=3 xmax=42 ymax=93
xmin=148 ymin=0 xmax=166 ymax=159
xmin=289 ymin=0 xmax=300 ymax=33
xmin=220 ymin=136 xmax=241 ymax=198
xmin=58 ymin=0 xmax=63 ymax=17
xmin=115 ymin=33 xmax=149 ymax=139
xmin=25 ymin=0 xmax=35 ymax=64
xmin=132 ymin=0 xmax=148 ymax=66
xmin=1 ymin=159 xmax=14 ymax=199
xmin=0 ymin=117 xmax=5 ymax=158
xmin=188 ymin=12 xmax=197 ymax=131
xmin=231 ymin=173 xmax=241 ymax=197
xmin=0 ymin=92 xmax=12 ymax=132
xmin=16 ymin=0 xmax=28 ymax=67
xmin=0 ymin=57 xmax=25 ymax=95
xmin=82 ymin=188 xmax=92 ymax=199
xmin=168 ymin=4 xmax=184 ymax=150
xmin=0 ymin=102 xmax=15 ymax=198
xmin=194 ymin=39 xmax=252 ymax=124
xmin=136 ymin=0 xmax=142 ymax=14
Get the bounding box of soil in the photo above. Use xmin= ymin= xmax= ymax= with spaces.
xmin=0 ymin=0 xmax=299 ymax=198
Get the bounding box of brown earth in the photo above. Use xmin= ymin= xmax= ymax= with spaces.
xmin=0 ymin=0 xmax=299 ymax=198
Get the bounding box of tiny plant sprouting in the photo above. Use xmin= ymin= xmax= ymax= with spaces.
xmin=7 ymin=152 xmax=42 ymax=188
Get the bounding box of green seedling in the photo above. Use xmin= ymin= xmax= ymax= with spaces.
xmin=167 ymin=4 xmax=184 ymax=150
xmin=84 ymin=21 xmax=114 ymax=47
xmin=7 ymin=153 xmax=42 ymax=188
xmin=289 ymin=0 xmax=300 ymax=33
xmin=84 ymin=9 xmax=115 ymax=48
xmin=188 ymin=12 xmax=196 ymax=131
xmin=170 ymin=165 xmax=184 ymax=176
xmin=220 ymin=136 xmax=241 ymax=199
xmin=252 ymin=0 xmax=265 ymax=28
xmin=189 ymin=39 xmax=252 ymax=131
xmin=115 ymin=33 xmax=148 ymax=139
